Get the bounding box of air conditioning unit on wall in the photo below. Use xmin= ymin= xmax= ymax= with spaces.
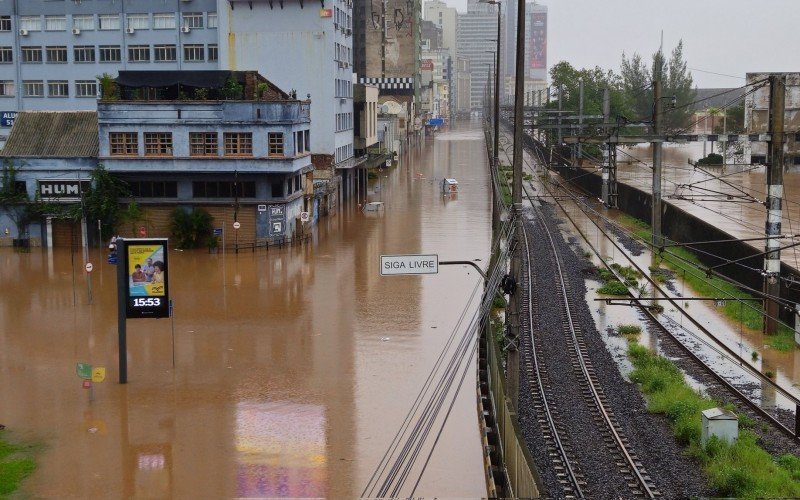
xmin=19 ymin=29 xmax=28 ymax=36
xmin=181 ymin=26 xmax=190 ymax=33
xmin=126 ymin=27 xmax=135 ymax=34
xmin=72 ymin=28 xmax=81 ymax=35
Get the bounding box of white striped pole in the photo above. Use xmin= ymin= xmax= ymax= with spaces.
xmin=764 ymin=74 xmax=786 ymax=335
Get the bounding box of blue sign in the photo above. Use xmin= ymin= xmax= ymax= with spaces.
xmin=1 ymin=111 xmax=17 ymax=127
xmin=428 ymin=118 xmax=444 ymax=126
xmin=213 ymin=228 xmax=223 ymax=237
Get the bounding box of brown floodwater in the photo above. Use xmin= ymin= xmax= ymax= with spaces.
xmin=0 ymin=122 xmax=489 ymax=498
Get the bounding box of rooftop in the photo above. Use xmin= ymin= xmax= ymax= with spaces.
xmin=108 ymin=70 xmax=292 ymax=102
xmin=1 ymin=111 xmax=98 ymax=158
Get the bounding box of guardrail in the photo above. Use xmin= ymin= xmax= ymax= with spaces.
xmin=477 ymin=122 xmax=543 ymax=498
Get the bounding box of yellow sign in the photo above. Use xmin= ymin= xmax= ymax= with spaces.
xmin=91 ymin=366 xmax=106 ymax=383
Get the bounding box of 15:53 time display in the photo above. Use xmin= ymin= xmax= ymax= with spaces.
xmin=132 ymin=297 xmax=161 ymax=307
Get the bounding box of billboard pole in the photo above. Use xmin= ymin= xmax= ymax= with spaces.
xmin=116 ymin=237 xmax=128 ymax=384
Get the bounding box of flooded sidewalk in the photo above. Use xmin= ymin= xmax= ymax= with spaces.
xmin=0 ymin=122 xmax=489 ymax=498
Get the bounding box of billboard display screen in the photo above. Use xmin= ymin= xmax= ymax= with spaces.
xmin=125 ymin=238 xmax=170 ymax=319
xmin=530 ymin=12 xmax=547 ymax=70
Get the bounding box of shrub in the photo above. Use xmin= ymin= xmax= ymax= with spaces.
xmin=169 ymin=207 xmax=214 ymax=249
xmin=597 ymin=280 xmax=629 ymax=296
xmin=618 ymin=324 xmax=641 ymax=336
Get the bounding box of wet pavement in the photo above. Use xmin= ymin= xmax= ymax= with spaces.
xmin=0 ymin=122 xmax=489 ymax=498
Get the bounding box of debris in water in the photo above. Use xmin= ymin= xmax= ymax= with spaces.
xmin=88 ymin=427 xmax=98 ymax=434
xmin=380 ymin=337 xmax=390 ymax=342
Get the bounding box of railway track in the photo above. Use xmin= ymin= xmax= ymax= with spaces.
xmin=520 ymin=133 xmax=800 ymax=440
xmin=518 ymin=182 xmax=660 ymax=497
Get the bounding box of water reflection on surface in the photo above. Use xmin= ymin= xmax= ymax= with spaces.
xmin=0 ymin=122 xmax=488 ymax=498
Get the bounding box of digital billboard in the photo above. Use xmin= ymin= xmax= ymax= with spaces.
xmin=125 ymin=238 xmax=170 ymax=319
xmin=530 ymin=12 xmax=547 ymax=70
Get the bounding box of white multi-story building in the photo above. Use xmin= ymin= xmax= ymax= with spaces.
xmin=0 ymin=1 xmax=358 ymax=203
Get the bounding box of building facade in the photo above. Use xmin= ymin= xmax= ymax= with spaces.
xmin=423 ymin=0 xmax=457 ymax=65
xmin=0 ymin=0 xmax=220 ymax=147
xmin=457 ymin=0 xmax=504 ymax=110
xmin=745 ymin=72 xmax=800 ymax=166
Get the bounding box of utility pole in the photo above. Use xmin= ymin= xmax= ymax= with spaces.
xmin=507 ymin=0 xmax=527 ymax=412
xmin=493 ymin=4 xmax=500 ymax=171
xmin=652 ymin=80 xmax=663 ymax=248
xmin=764 ymin=74 xmax=786 ymax=335
xmin=577 ymin=78 xmax=584 ymax=162
xmin=601 ymin=87 xmax=611 ymax=205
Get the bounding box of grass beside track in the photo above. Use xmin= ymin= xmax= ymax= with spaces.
xmin=617 ymin=214 xmax=796 ymax=352
xmin=0 ymin=433 xmax=36 ymax=496
xmin=624 ymin=329 xmax=800 ymax=497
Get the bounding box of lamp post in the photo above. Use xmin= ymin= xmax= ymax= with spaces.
xmin=480 ymin=0 xmax=501 ymax=170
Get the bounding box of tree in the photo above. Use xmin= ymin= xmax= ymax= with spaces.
xmin=663 ymin=40 xmax=695 ymax=132
xmin=620 ymin=52 xmax=651 ymax=122
xmin=0 ymin=160 xmax=32 ymax=238
xmin=84 ymin=163 xmax=131 ymax=240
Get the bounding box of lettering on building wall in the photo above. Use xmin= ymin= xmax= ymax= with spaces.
xmin=38 ymin=180 xmax=91 ymax=202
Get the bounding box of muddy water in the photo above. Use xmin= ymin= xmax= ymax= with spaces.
xmin=0 ymin=123 xmax=489 ymax=498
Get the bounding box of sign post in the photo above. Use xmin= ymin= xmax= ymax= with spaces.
xmin=380 ymin=254 xmax=439 ymax=276
xmin=116 ymin=238 xmax=171 ymax=383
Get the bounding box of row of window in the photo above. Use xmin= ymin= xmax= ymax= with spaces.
xmin=335 ymin=112 xmax=353 ymax=132
xmin=335 ymin=143 xmax=353 ymax=164
xmin=0 ymin=80 xmax=98 ymax=98
xmin=128 ymin=178 xmax=302 ymax=199
xmin=2 ymin=44 xmax=218 ymax=64
xmin=335 ymin=78 xmax=352 ymax=98
xmin=1 ymin=13 xmax=216 ymax=33
xmin=334 ymin=42 xmax=351 ymax=65
xmin=109 ymin=131 xmax=311 ymax=158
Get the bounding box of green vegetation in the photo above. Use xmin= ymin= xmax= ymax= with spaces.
xmin=169 ymin=207 xmax=214 ymax=249
xmin=697 ymin=153 xmax=723 ymax=166
xmin=0 ymin=160 xmax=33 ymax=238
xmin=96 ymin=72 xmax=119 ymax=100
xmin=0 ymin=434 xmax=36 ymax=496
xmin=595 ymin=262 xmax=640 ymax=296
xmin=617 ymin=213 xmax=796 ymax=351
xmin=84 ymin=164 xmax=133 ymax=241
xmin=627 ymin=338 xmax=800 ymax=497
xmin=597 ymin=280 xmax=629 ymax=296
xmin=492 ymin=294 xmax=507 ymax=309
xmin=618 ymin=324 xmax=642 ymax=337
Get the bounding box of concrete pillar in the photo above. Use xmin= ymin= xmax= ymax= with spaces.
xmin=45 ymin=217 xmax=53 ymax=249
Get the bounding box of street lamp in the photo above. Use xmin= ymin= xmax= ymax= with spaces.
xmin=480 ymin=0 xmax=501 ymax=169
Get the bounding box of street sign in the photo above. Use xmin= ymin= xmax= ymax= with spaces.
xmin=82 ymin=380 xmax=92 ymax=389
xmin=300 ymin=212 xmax=310 ymax=223
xmin=91 ymin=367 xmax=106 ymax=383
xmin=213 ymin=228 xmax=223 ymax=236
xmin=77 ymin=362 xmax=92 ymax=379
xmin=233 ymin=221 xmax=241 ymax=230
xmin=85 ymin=262 xmax=93 ymax=273
xmin=380 ymin=254 xmax=439 ymax=276
xmin=138 ymin=226 xmax=147 ymax=237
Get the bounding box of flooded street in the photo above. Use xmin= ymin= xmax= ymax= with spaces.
xmin=0 ymin=122 xmax=489 ymax=498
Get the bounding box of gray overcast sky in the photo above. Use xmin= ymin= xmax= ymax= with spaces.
xmin=441 ymin=0 xmax=800 ymax=88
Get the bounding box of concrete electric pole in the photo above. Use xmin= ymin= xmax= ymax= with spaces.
xmin=764 ymin=74 xmax=786 ymax=335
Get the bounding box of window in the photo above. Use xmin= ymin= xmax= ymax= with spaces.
xmin=0 ymin=47 xmax=11 ymax=63
xmin=129 ymin=181 xmax=178 ymax=198
xmin=189 ymin=132 xmax=218 ymax=157
xmin=295 ymin=131 xmax=304 ymax=155
xmin=183 ymin=44 xmax=204 ymax=62
xmin=271 ymin=180 xmax=283 ymax=198
xmin=0 ymin=16 xmax=11 ymax=32
xmin=0 ymin=81 xmax=14 ymax=97
xmin=73 ymin=15 xmax=94 ymax=31
xmin=207 ymin=13 xmax=218 ymax=28
xmin=45 ymin=16 xmax=66 ymax=31
xmin=48 ymin=81 xmax=68 ymax=97
xmin=109 ymin=132 xmax=138 ymax=156
xmin=193 ymin=181 xmax=256 ymax=198
xmin=46 ymin=46 xmax=68 ymax=63
xmin=128 ymin=45 xmax=150 ymax=63
xmin=21 ymin=47 xmax=42 ymax=63
xmin=208 ymin=44 xmax=218 ymax=62
xmin=99 ymin=14 xmax=120 ymax=31
xmin=20 ymin=17 xmax=41 ymax=32
xmin=154 ymin=45 xmax=176 ymax=62
xmin=304 ymin=130 xmax=310 ymax=151
xmin=127 ymin=14 xmax=149 ymax=30
xmin=144 ymin=132 xmax=173 ymax=156
xmin=182 ymin=13 xmax=204 ymax=29
xmin=153 ymin=13 xmax=176 ymax=30
xmin=99 ymin=46 xmax=121 ymax=62
xmin=75 ymin=81 xmax=98 ymax=98
xmin=23 ymin=81 xmax=44 ymax=97
xmin=74 ymin=46 xmax=95 ymax=63
xmin=224 ymin=133 xmax=252 ymax=156
xmin=268 ymin=133 xmax=284 ymax=156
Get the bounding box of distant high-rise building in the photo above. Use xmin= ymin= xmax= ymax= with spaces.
xmin=457 ymin=0 xmax=504 ymax=110
xmin=424 ymin=0 xmax=457 ymax=63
